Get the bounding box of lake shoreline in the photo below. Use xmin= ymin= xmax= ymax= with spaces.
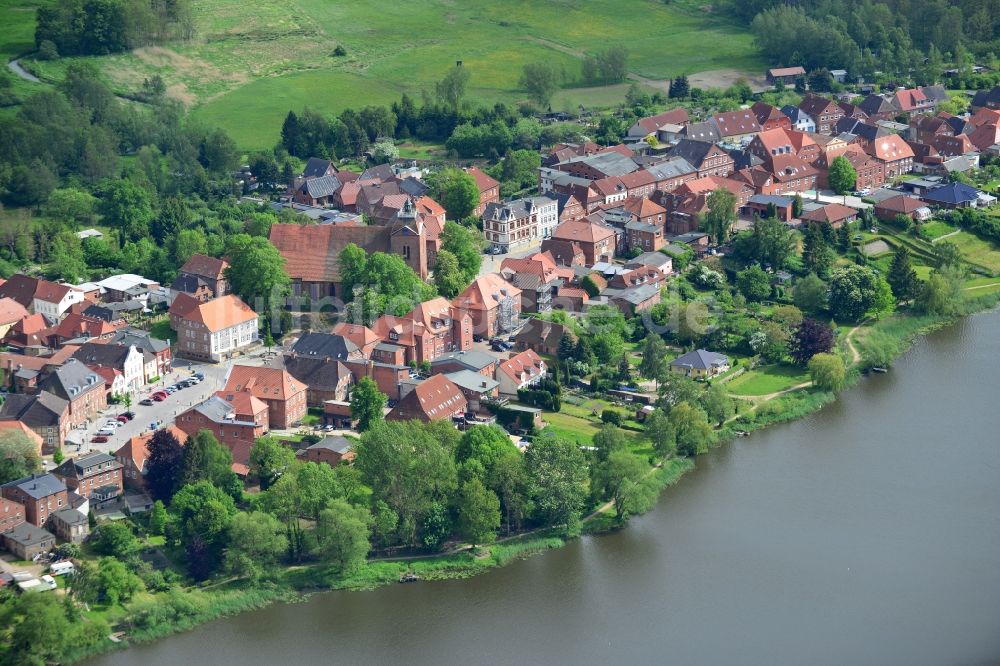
xmin=77 ymin=295 xmax=1000 ymax=665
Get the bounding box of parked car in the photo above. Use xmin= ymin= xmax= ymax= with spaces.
xmin=90 ymin=435 xmax=109 ymax=443
xmin=96 ymin=428 xmax=115 ymax=437
xmin=122 ymin=411 xmax=136 ymax=419
xmin=152 ymin=394 xmax=166 ymax=402
xmin=116 ymin=415 xmax=130 ymax=423
xmin=139 ymin=399 xmax=154 ymax=406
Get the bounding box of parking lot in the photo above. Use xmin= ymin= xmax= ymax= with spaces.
xmin=63 ymin=352 xmax=271 ymax=459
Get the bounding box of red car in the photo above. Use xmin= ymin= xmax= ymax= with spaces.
xmin=91 ymin=435 xmax=109 ymax=443
xmin=116 ymin=415 xmax=130 ymax=423
xmin=151 ymin=393 xmax=167 ymax=402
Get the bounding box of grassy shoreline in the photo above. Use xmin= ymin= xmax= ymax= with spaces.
xmin=69 ymin=294 xmax=1000 ymax=664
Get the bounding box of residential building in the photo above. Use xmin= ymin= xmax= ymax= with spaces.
xmin=496 ymin=349 xmax=547 ymax=396
xmin=780 ymin=106 xmax=816 ymax=133
xmin=0 ymin=298 xmax=29 ymax=339
xmin=0 ymin=496 xmax=25 ymax=534
xmin=37 ymin=359 xmax=106 ymax=425
xmin=282 ymin=333 xmax=359 ymax=406
xmin=49 ymin=508 xmax=88 ymax=544
xmin=512 ymin=320 xmax=574 ymax=357
xmin=223 ymin=365 xmax=307 ymax=429
xmin=799 ymin=95 xmax=845 ymax=134
xmin=866 ymin=134 xmax=915 ymax=179
xmin=71 ymin=343 xmax=145 ymax=393
xmin=482 ymin=198 xmax=547 ymax=253
xmin=176 ymin=394 xmax=270 ymax=475
xmin=670 ymin=139 xmax=735 ymax=178
xmin=465 ymin=167 xmax=501 ymax=217
xmin=874 ymin=195 xmax=933 ymax=223
xmin=109 ymin=328 xmax=172 ymax=380
xmin=331 ymin=323 xmax=380 ymax=357
xmin=174 ymin=254 xmax=229 ymax=299
xmin=170 ymin=294 xmax=259 ymax=362
xmin=444 ymin=370 xmax=499 ymax=413
xmin=115 ymin=426 xmax=188 ymax=491
xmin=0 ymin=393 xmax=70 ymax=454
xmin=800 ymin=203 xmax=859 ymax=228
xmin=626 ymin=108 xmax=690 ymax=140
xmin=711 ymin=109 xmax=762 ymax=144
xmin=751 ymin=102 xmax=792 ymax=132
xmin=300 ymin=435 xmax=354 ymax=467
xmin=52 ymin=452 xmax=123 ymax=506
xmin=625 ymin=220 xmax=665 ymax=253
xmin=1 ymin=473 xmax=68 ymax=527
xmin=542 ymin=218 xmax=616 ymax=266
xmin=372 ymin=297 xmax=472 ymax=366
xmin=452 ymin=274 xmax=522 ymax=339
xmin=428 ymin=350 xmax=499 ymax=378
xmin=605 ymin=283 xmax=663 ymax=316
xmin=858 ymin=94 xmax=897 ymax=122
xmin=670 ymin=349 xmax=730 ymax=378
xmin=921 ymin=182 xmax=983 ymax=209
xmin=2 ymin=523 xmax=55 ymax=560
xmin=386 ymin=374 xmax=467 ymax=422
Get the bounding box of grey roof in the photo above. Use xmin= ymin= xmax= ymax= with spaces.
xmin=38 ymin=358 xmax=105 ymax=401
xmin=671 ymin=349 xmax=729 ymax=370
xmin=1 ymin=473 xmax=67 ymax=500
xmin=626 ymin=252 xmax=673 ymax=271
xmin=171 ymin=273 xmax=211 ymax=294
xmin=81 ymin=304 xmax=123 ymax=322
xmin=193 ymin=396 xmax=258 ymax=426
xmin=445 ymin=369 xmax=499 ymax=393
xmin=398 ymin=177 xmax=428 ymax=197
xmin=308 ymin=435 xmax=353 ymax=455
xmin=780 ymin=106 xmax=813 ymax=125
xmin=303 ymin=158 xmax=335 ymax=180
xmin=53 ymin=452 xmax=119 ymax=480
xmin=683 ymin=122 xmax=721 ymax=142
xmin=605 ymin=283 xmax=661 ymax=305
xmin=283 ymin=357 xmax=351 ymax=392
xmin=670 ymin=139 xmax=719 ymax=167
xmin=110 ymin=328 xmax=170 ymax=354
xmin=71 ymin=342 xmax=135 ymax=368
xmin=858 ymin=94 xmax=895 ymax=116
xmin=646 ymin=157 xmax=696 ymax=181
xmin=835 ymin=117 xmax=887 ymax=143
xmin=360 ymin=163 xmax=395 ymax=181
xmin=625 ymin=220 xmax=661 ymax=233
xmin=51 ymin=507 xmax=87 ymax=527
xmin=749 ymin=194 xmax=794 ymax=207
xmin=921 ymin=85 xmax=949 ymax=103
xmin=302 ymin=175 xmax=341 ymax=199
xmin=374 ymin=342 xmax=401 ymax=353
xmin=291 ymin=332 xmax=358 ymax=360
xmin=561 ymin=151 xmax=639 ymax=177
xmin=429 ymin=350 xmax=498 ymax=372
xmin=2 ymin=522 xmax=54 ymax=546
xmin=0 ymin=392 xmax=68 ymax=428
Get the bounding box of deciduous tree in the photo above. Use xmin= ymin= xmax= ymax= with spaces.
xmin=808 ymin=352 xmax=846 ymax=391
xmin=456 ymin=478 xmax=501 ymax=548
xmin=316 ymin=499 xmax=371 ymax=574
xmin=0 ymin=430 xmax=41 ymax=485
xmin=350 ymin=377 xmax=387 ymax=432
xmin=789 ymin=317 xmax=835 ymax=365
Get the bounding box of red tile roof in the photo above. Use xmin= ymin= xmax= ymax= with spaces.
xmin=866 ymin=134 xmax=915 ymax=162
xmin=497 ymin=349 xmax=546 ymax=384
xmin=465 ymin=167 xmax=499 ymax=193
xmin=712 ymin=109 xmax=762 ymax=137
xmin=178 ymin=295 xmax=258 ymax=332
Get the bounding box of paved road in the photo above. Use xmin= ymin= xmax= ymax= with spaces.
xmin=8 ymin=58 xmax=39 ymax=83
xmin=478 ymin=243 xmax=544 ymax=278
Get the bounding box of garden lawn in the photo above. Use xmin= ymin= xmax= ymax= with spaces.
xmin=726 ymin=364 xmax=810 ymax=396
xmin=148 ymin=319 xmax=178 ymax=343
xmin=947 ymin=231 xmax=1000 ymax=275
xmin=920 ymin=220 xmax=957 ymax=240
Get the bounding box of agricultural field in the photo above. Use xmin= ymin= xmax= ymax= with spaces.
xmin=6 ymin=0 xmax=763 ymax=150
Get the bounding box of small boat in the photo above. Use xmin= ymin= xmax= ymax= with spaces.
xmin=871 ymin=367 xmax=888 ymax=373
xmin=399 ymin=573 xmax=420 ymax=583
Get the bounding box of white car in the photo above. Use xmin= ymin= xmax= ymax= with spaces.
xmin=97 ymin=427 xmax=115 ymax=437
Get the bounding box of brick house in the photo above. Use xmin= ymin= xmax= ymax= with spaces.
xmin=1 ymin=473 xmax=68 ymax=527
xmin=625 ymin=220 xmax=665 ymax=253
xmin=52 ymin=451 xmax=123 ymax=506
xmin=542 ymin=218 xmax=616 ymax=266
xmin=223 ymin=365 xmax=307 ymax=429
xmin=800 ymin=203 xmax=859 ymax=228
xmin=330 ymin=323 xmax=380 ymax=358
xmin=71 ymin=342 xmax=145 ymax=393
xmin=170 ymin=293 xmax=259 ymax=362
xmin=386 ymin=374 xmax=467 ymax=422
xmin=465 ymin=167 xmax=500 ymax=217
xmin=799 ymin=95 xmax=845 ymax=134
xmin=109 ymin=328 xmax=172 ymax=381
xmin=176 ymin=394 xmax=269 ymax=475
xmin=751 ymin=102 xmax=792 ymax=132
xmin=452 ymin=274 xmax=522 ymax=339
xmin=0 ymin=274 xmax=85 ymax=319
xmin=865 ymin=134 xmax=915 ymax=180
xmin=0 ymin=393 xmax=70 ymax=455
xmin=299 ymin=435 xmax=355 ymax=467
xmin=512 ymin=319 xmax=574 ymax=357
xmin=372 ymin=297 xmax=472 ymax=366
xmin=283 ymin=337 xmax=357 ymax=407
xmin=0 ymin=496 xmax=25 ymax=534
xmin=711 ymin=109 xmax=762 ymax=144
xmin=0 ymin=297 xmax=28 ymax=339
xmin=115 ymin=426 xmax=188 ymax=491
xmin=38 ymin=359 xmax=107 ymax=426
xmin=174 ymin=254 xmax=230 ymax=299
xmin=670 ymin=139 xmax=735 ymax=178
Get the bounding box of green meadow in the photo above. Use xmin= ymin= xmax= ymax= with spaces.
xmin=7 ymin=0 xmax=763 ymax=150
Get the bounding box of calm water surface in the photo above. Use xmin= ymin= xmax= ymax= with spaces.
xmin=97 ymin=310 xmax=1000 ymax=666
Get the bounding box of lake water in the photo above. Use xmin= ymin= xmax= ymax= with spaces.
xmin=95 ymin=309 xmax=1000 ymax=666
